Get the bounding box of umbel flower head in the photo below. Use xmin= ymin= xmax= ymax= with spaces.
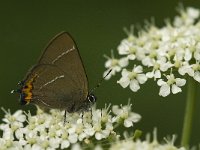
xmin=0 ymin=105 xmax=187 ymax=150
xmin=104 ymin=5 xmax=200 ymax=97
xmin=0 ymin=102 xmax=141 ymax=150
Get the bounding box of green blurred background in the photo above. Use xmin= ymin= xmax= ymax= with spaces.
xmin=0 ymin=0 xmax=199 ymax=146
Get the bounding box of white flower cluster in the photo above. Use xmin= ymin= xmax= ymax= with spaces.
xmin=0 ymin=103 xmax=141 ymax=150
xmin=68 ymin=130 xmax=186 ymax=150
xmin=104 ymin=6 xmax=200 ymax=97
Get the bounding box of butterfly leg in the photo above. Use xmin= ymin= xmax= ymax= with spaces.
xmin=81 ymin=111 xmax=84 ymax=120
xmin=90 ymin=108 xmax=92 ymax=118
xmin=89 ymin=108 xmax=94 ymax=127
xmin=64 ymin=110 xmax=67 ymax=125
xmin=101 ymin=108 xmax=102 ymax=118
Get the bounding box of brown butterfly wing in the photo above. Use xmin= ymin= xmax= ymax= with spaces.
xmin=23 ymin=32 xmax=88 ymax=111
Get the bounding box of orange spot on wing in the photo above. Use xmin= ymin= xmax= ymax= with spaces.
xmin=22 ymin=75 xmax=37 ymax=104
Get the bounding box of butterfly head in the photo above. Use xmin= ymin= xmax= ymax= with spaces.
xmin=87 ymin=93 xmax=97 ymax=104
xmin=71 ymin=93 xmax=96 ymax=112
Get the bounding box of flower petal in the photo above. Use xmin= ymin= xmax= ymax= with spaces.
xmin=133 ymin=65 xmax=143 ymax=73
xmin=61 ymin=140 xmax=70 ymax=149
xmin=68 ymin=133 xmax=78 ymax=144
xmin=159 ymin=84 xmax=170 ymax=97
xmin=194 ymin=71 xmax=200 ymax=82
xmin=172 ymin=84 xmax=182 ymax=94
xmin=154 ymin=70 xmax=161 ymax=79
xmin=105 ymin=60 xmax=112 ymax=68
xmin=121 ymin=69 xmax=129 ymax=77
xmin=117 ymin=77 xmax=130 ymax=88
xmin=119 ymin=57 xmax=129 ymax=67
xmin=137 ymin=74 xmax=147 ymax=84
xmin=184 ymin=49 xmax=192 ymax=61
xmin=146 ymin=71 xmax=154 ymax=78
xmin=157 ymin=79 xmax=165 ymax=86
xmin=175 ymin=78 xmax=186 ymax=87
xmin=95 ymin=132 xmax=103 ymax=140
xmin=124 ymin=119 xmax=133 ymax=127
xmin=130 ymin=80 xmax=140 ymax=92
xmin=128 ymin=54 xmax=136 ymax=60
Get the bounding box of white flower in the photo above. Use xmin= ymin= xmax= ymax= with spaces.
xmin=118 ymin=39 xmax=138 ymax=60
xmin=1 ymin=109 xmax=26 ymax=124
xmin=146 ymin=58 xmax=173 ymax=80
xmin=157 ymin=73 xmax=186 ymax=97
xmin=103 ymin=55 xmax=128 ymax=80
xmin=90 ymin=107 xmax=114 ymax=141
xmin=178 ymin=62 xmax=194 ymax=76
xmin=117 ymin=66 xmax=147 ymax=92
xmin=84 ymin=123 xmax=95 ymax=136
xmin=186 ymin=7 xmax=200 ymax=19
xmin=112 ymin=102 xmax=141 ymax=128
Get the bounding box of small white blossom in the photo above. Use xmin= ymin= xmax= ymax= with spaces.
xmin=157 ymin=73 xmax=186 ymax=97
xmin=117 ymin=66 xmax=147 ymax=92
xmin=1 ymin=108 xmax=26 ymax=125
xmin=118 ymin=38 xmax=138 ymax=60
xmin=186 ymin=7 xmax=200 ymax=20
xmin=104 ymin=54 xmax=128 ymax=80
xmin=112 ymin=102 xmax=141 ymax=128
xmin=146 ymin=58 xmax=173 ymax=80
xmin=178 ymin=62 xmax=194 ymax=76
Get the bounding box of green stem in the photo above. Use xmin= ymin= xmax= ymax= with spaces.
xmin=181 ymin=77 xmax=197 ymax=147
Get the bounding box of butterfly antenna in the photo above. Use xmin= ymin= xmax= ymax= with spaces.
xmin=89 ymin=69 xmax=112 ymax=94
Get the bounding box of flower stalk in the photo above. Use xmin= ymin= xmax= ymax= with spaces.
xmin=181 ymin=77 xmax=198 ymax=147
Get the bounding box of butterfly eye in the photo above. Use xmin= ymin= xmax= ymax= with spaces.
xmin=88 ymin=94 xmax=97 ymax=103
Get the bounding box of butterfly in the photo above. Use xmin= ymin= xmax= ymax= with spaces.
xmin=12 ymin=32 xmax=97 ymax=115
